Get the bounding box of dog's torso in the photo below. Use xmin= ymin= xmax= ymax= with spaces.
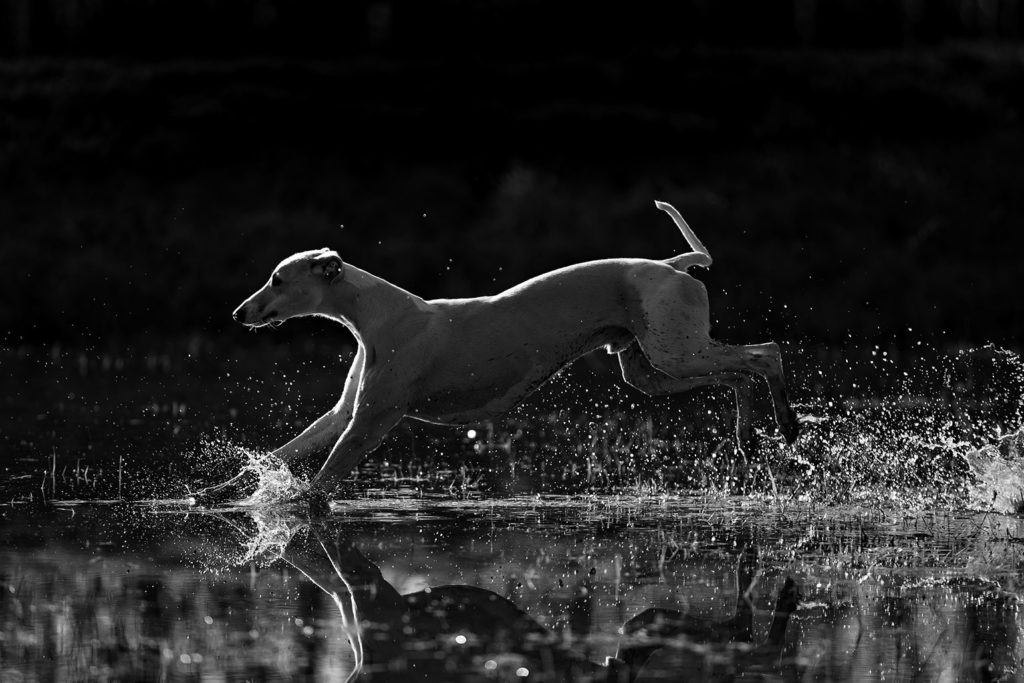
xmin=391 ymin=258 xmax=707 ymax=423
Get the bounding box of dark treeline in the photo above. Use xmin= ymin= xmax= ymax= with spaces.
xmin=2 ymin=4 xmax=1022 ymax=348
xmin=3 ymin=0 xmax=1024 ymax=58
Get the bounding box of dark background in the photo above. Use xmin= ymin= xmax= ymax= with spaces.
xmin=3 ymin=0 xmax=1022 ymax=349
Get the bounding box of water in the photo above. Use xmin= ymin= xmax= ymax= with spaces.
xmin=7 ymin=342 xmax=1024 ymax=506
xmin=3 ymin=496 xmax=1023 ymax=682
xmin=5 ymin=342 xmax=1024 ymax=679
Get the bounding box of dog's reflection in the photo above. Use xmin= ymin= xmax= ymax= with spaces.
xmin=235 ymin=516 xmax=799 ymax=682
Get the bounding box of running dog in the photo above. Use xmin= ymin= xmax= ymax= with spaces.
xmin=195 ymin=202 xmax=799 ymax=507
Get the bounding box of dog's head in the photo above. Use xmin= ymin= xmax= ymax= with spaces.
xmin=232 ymin=248 xmax=344 ymax=328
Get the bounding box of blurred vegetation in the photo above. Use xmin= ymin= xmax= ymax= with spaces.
xmin=3 ymin=0 xmax=1024 ymax=57
xmin=1 ymin=42 xmax=1022 ymax=347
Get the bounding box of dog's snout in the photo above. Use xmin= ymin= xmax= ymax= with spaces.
xmin=232 ymin=307 xmax=244 ymax=323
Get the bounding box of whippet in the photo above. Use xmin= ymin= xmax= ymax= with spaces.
xmin=195 ymin=201 xmax=799 ymax=506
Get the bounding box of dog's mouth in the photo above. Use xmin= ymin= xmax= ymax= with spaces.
xmin=244 ymin=310 xmax=282 ymax=329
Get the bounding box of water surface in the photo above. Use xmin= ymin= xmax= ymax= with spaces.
xmin=3 ymin=496 xmax=1022 ymax=681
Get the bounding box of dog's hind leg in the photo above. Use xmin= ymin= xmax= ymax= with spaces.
xmin=632 ymin=276 xmax=799 ymax=444
xmin=618 ymin=343 xmax=757 ymax=455
xmin=732 ymin=342 xmax=799 ymax=444
xmin=694 ymin=342 xmax=798 ymax=445
xmin=642 ymin=339 xmax=799 ymax=445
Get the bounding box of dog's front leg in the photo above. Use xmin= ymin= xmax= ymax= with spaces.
xmin=193 ymin=347 xmax=364 ymax=506
xmin=273 ymin=345 xmax=365 ymax=465
xmin=306 ymin=392 xmax=407 ymax=496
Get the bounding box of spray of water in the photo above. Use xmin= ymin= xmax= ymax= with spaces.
xmin=239 ymin=451 xmax=309 ymax=505
xmin=192 ymin=434 xmax=309 ymax=505
xmin=780 ymin=345 xmax=1024 ymax=507
xmin=187 ymin=346 xmax=1023 ymax=510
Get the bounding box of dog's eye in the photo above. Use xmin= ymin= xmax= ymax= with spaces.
xmin=271 ymin=274 xmax=283 ymax=287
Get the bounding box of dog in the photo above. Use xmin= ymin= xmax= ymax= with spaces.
xmin=194 ymin=201 xmax=799 ymax=507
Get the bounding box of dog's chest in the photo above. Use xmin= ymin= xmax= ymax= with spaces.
xmin=409 ymin=352 xmax=542 ymax=423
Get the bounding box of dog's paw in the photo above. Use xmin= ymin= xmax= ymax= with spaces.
xmin=776 ymin=411 xmax=821 ymax=445
xmin=189 ymin=470 xmax=259 ymax=508
xmin=292 ymin=489 xmax=331 ymax=517
xmin=781 ymin=420 xmax=801 ymax=445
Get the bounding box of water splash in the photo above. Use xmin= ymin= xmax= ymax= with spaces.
xmin=192 ymin=434 xmax=308 ymax=505
xmin=239 ymin=451 xmax=309 ymax=506
xmin=186 ymin=347 xmax=1024 ymax=508
xmin=781 ymin=345 xmax=1024 ymax=506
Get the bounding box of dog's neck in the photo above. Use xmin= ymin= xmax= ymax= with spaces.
xmin=316 ymin=264 xmax=428 ymax=338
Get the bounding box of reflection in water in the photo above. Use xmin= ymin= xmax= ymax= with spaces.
xmin=1 ymin=499 xmax=1023 ymax=681
xmin=277 ymin=519 xmax=798 ymax=681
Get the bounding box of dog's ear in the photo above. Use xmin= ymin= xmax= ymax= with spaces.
xmin=311 ymin=252 xmax=344 ymax=283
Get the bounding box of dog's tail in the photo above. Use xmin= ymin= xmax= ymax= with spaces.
xmin=655 ymin=200 xmax=712 ymax=271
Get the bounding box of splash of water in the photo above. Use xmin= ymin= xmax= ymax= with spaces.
xmin=193 ymin=434 xmax=309 ymax=505
xmin=781 ymin=345 xmax=1024 ymax=506
xmin=239 ymin=451 xmax=309 ymax=506
xmin=188 ymin=347 xmax=1023 ymax=508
